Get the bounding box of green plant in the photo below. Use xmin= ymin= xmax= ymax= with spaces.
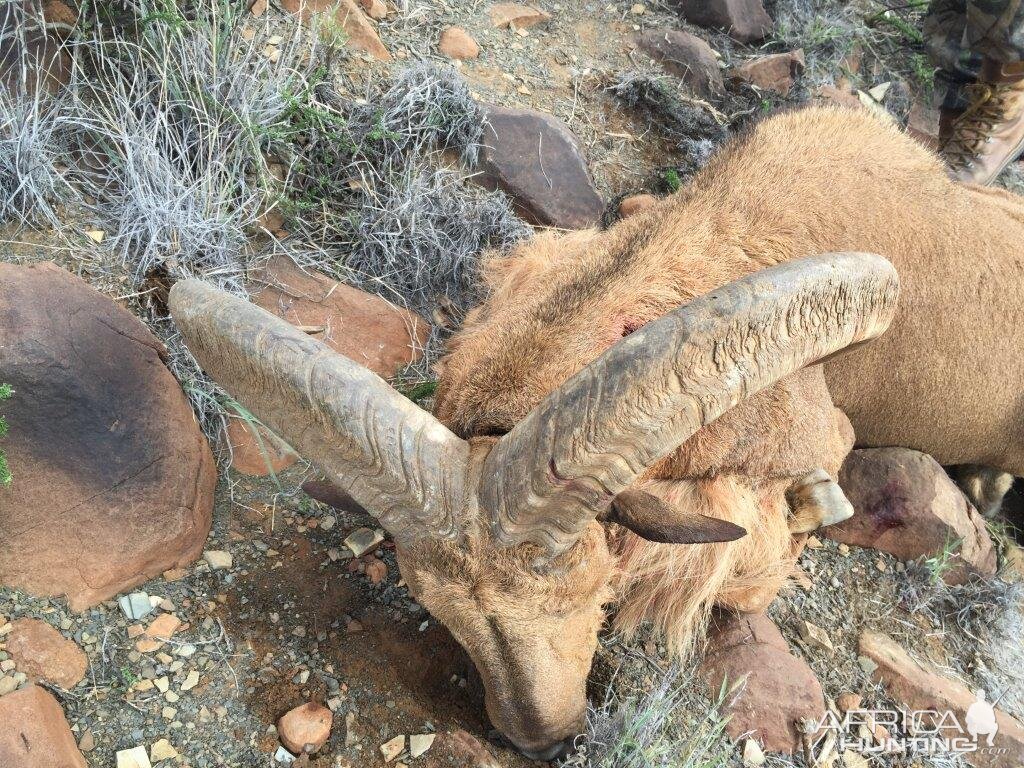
xmin=910 ymin=52 xmax=935 ymax=98
xmin=867 ymin=9 xmax=924 ymax=43
xmin=663 ymin=169 xmax=682 ymax=193
xmin=924 ymin=535 xmax=962 ymax=583
xmin=310 ymin=2 xmax=349 ymax=48
xmin=399 ymin=379 xmax=438 ymax=404
xmin=222 ymin=396 xmax=287 ymax=490
xmin=119 ymin=664 xmax=138 ymax=689
xmin=0 ymin=383 xmax=12 ymax=487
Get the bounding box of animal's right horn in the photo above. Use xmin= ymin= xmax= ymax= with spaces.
xmin=481 ymin=253 xmax=900 ymax=554
xmin=169 ymin=279 xmax=470 ymax=546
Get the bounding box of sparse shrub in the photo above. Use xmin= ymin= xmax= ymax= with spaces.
xmin=0 ymin=5 xmax=77 ymax=228
xmin=1 ymin=1 xmax=527 ymax=437
xmin=562 ymin=669 xmax=737 ymax=768
xmin=67 ymin=0 xmax=308 ymax=297
xmin=275 ymin=62 xmax=529 ymax=337
xmin=607 ymin=73 xmax=727 ymax=180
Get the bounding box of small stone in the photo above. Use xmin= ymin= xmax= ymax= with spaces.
xmin=838 ymin=543 xmax=851 ymax=556
xmin=836 ymin=693 xmax=862 ymax=712
xmin=117 ymin=746 xmax=152 ymax=768
xmin=365 ymin=559 xmax=388 ymax=584
xmin=162 ymin=568 xmax=187 ymax=582
xmin=797 ymin=620 xmax=834 ymax=653
xmin=161 ymin=706 xmax=177 ymax=720
xmin=203 ymin=550 xmax=233 ymax=570
xmin=327 ymin=696 xmax=344 ymax=712
xmin=490 ymin=3 xmax=551 ymax=29
xmin=320 ymin=515 xmax=337 ymax=531
xmin=79 ymin=728 xmax=96 ymax=752
xmin=0 ymin=660 xmax=12 ymax=672
xmin=175 ymin=643 xmax=196 ymax=658
xmin=344 ymin=527 xmax=384 ymax=557
xmin=0 ymin=676 xmax=19 ymax=696
xmin=274 ymin=745 xmax=296 ymax=764
xmin=278 ymin=702 xmax=333 ymax=754
xmin=135 ymin=614 xmax=181 ymax=653
xmin=181 ymin=670 xmax=200 ymax=691
xmin=380 ymin=735 xmax=405 ymax=762
xmin=637 ymin=29 xmax=723 ymax=98
xmin=675 ymin=0 xmax=773 ymax=43
xmin=474 ymin=106 xmax=604 ymax=229
xmin=154 ymin=676 xmax=170 ymax=693
xmin=250 ymin=0 xmax=267 ymax=16
xmin=631 ymin=3 xmax=646 ymax=14
xmin=120 ymin=592 xmax=156 ymax=620
xmin=164 ymin=691 xmax=180 ymax=703
xmin=742 ymin=738 xmax=766 ymax=766
xmin=345 ymin=711 xmax=360 ymax=746
xmin=409 ymin=733 xmax=435 ymax=758
xmin=150 ymin=738 xmax=178 ymax=762
xmin=730 ymin=50 xmax=805 ymax=96
xmin=439 ymin=27 xmax=480 ymax=60
xmin=5 ymin=618 xmax=88 ymax=689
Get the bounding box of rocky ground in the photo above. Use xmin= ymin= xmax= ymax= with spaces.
xmin=3 ymin=1 xmax=1024 ymax=768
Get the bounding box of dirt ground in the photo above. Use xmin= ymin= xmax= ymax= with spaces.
xmin=3 ymin=1 xmax=1024 ymax=767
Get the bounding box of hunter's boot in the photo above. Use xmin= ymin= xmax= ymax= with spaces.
xmin=940 ymin=59 xmax=1024 ymax=185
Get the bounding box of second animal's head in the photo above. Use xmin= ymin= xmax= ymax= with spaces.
xmin=170 ymin=253 xmax=898 ymax=759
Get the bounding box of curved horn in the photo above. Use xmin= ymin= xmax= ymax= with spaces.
xmin=481 ymin=252 xmax=900 ymax=553
xmin=169 ymin=279 xmax=470 ymax=545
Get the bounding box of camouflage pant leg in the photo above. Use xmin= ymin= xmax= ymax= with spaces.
xmin=925 ymin=0 xmax=1024 ymax=108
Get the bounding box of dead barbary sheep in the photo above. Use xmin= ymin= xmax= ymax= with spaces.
xmin=170 ymin=106 xmax=1023 ymax=759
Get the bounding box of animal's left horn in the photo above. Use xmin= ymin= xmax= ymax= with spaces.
xmin=169 ymin=279 xmax=470 ymax=546
xmin=481 ymin=253 xmax=900 ymax=554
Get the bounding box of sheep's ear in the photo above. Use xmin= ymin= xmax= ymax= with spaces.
xmin=603 ymin=490 xmax=747 ymax=545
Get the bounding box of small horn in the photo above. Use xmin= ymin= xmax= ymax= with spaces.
xmin=169 ymin=279 xmax=470 ymax=545
xmin=481 ymin=253 xmax=900 ymax=553
xmin=604 ymin=489 xmax=747 ymax=544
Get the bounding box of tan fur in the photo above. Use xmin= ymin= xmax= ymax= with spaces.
xmin=398 ymin=517 xmax=615 ymax=756
xmin=611 ymin=476 xmax=795 ymax=656
xmin=412 ymin=106 xmax=1024 ymax=754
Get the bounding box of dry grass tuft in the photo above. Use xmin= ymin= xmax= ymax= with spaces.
xmin=562 ymin=667 xmax=736 ymax=768
xmin=1 ymin=4 xmax=528 ymax=436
